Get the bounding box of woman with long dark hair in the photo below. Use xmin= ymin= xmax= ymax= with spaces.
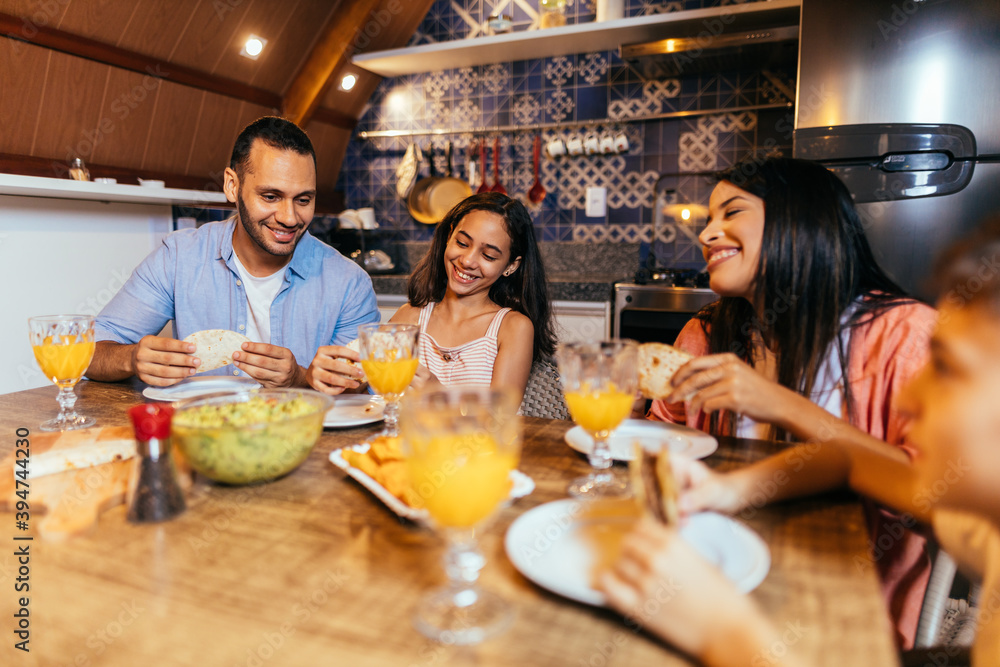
xmin=646 ymin=157 xmax=936 ymax=648
xmin=388 ymin=192 xmax=555 ymax=403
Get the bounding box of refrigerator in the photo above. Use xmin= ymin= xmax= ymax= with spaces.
xmin=793 ymin=0 xmax=1000 ymax=301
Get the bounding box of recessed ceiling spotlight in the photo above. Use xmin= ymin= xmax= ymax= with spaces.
xmin=240 ymin=35 xmax=267 ymax=60
xmin=340 ymin=73 xmax=358 ymax=91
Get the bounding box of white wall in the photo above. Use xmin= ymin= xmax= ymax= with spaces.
xmin=0 ymin=195 xmax=172 ymax=395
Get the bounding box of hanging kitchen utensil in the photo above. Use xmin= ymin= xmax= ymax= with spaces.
xmin=408 ymin=142 xmax=472 ymax=225
xmin=477 ymin=140 xmax=491 ymax=194
xmin=491 ymin=136 xmax=506 ymax=194
xmin=528 ymin=134 xmax=547 ymax=205
xmin=408 ymin=144 xmax=440 ymax=224
xmin=396 ymin=142 xmax=421 ymax=199
xmin=423 ymin=141 xmax=472 ymax=221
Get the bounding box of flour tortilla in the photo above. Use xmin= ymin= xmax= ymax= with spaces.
xmin=183 ymin=329 xmax=251 ymax=371
xmin=345 ymin=338 xmax=366 ymax=381
xmin=638 ymin=342 xmax=694 ymax=400
xmin=630 ymin=445 xmax=680 ymax=526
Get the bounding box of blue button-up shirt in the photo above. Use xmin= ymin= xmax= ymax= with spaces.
xmin=95 ymin=218 xmax=380 ymax=375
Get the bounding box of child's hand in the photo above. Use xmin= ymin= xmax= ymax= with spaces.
xmin=409 ymin=363 xmax=441 ymax=391
xmin=672 ymin=455 xmax=748 ymax=516
xmin=598 ymin=518 xmax=754 ymax=660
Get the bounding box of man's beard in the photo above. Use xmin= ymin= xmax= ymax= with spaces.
xmin=237 ymin=189 xmax=300 ymax=258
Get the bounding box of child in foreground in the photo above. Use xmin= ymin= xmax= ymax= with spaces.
xmin=600 ymin=219 xmax=1000 ymax=666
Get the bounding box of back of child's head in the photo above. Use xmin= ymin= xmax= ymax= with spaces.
xmin=408 ymin=192 xmax=556 ymax=359
xmin=933 ymin=216 xmax=1000 ymax=317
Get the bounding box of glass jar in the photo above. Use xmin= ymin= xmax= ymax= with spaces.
xmin=486 ymin=13 xmax=512 ymax=35
xmin=539 ymin=0 xmax=567 ymax=29
xmin=68 ymin=158 xmax=90 ymax=181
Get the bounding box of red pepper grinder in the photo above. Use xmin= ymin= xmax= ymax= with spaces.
xmin=127 ymin=404 xmax=186 ymax=523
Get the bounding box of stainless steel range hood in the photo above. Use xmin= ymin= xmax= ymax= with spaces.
xmin=619 ymin=5 xmax=800 ymax=77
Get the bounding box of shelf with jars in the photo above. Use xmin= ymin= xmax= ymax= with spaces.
xmin=351 ymin=0 xmax=799 ymax=77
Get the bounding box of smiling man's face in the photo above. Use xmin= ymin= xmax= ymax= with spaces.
xmin=225 ymin=139 xmax=316 ymax=275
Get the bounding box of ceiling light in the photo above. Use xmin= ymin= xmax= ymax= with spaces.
xmin=340 ymin=74 xmax=358 ymax=91
xmin=240 ymin=35 xmax=267 ymax=59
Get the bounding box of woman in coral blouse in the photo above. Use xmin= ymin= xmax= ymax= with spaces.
xmin=645 ymin=157 xmax=936 ymax=649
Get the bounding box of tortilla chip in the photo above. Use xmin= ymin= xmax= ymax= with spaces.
xmin=183 ymin=329 xmax=252 ymax=371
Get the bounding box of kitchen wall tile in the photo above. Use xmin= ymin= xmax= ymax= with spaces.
xmin=336 ymin=0 xmax=792 ymax=269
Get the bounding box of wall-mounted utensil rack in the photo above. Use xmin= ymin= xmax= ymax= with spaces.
xmin=357 ymin=102 xmax=791 ymax=139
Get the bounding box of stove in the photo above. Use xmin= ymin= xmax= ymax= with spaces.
xmin=613 ymin=271 xmax=718 ymax=344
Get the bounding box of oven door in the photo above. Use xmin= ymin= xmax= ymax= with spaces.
xmin=614 ymin=284 xmax=718 ymax=345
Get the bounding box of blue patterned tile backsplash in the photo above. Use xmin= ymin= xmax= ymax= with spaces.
xmin=336 ymin=0 xmax=796 ymax=269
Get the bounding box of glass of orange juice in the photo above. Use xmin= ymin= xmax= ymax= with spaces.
xmin=556 ymin=339 xmax=638 ymax=499
xmin=28 ymin=314 xmax=97 ymax=431
xmin=400 ymin=386 xmax=522 ymax=644
xmin=357 ymin=323 xmax=419 ymax=439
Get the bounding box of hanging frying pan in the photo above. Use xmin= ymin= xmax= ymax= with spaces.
xmin=407 ymin=144 xmax=440 ymax=225
xmin=408 ymin=142 xmax=472 ymax=224
xmin=423 ymin=141 xmax=472 ymax=222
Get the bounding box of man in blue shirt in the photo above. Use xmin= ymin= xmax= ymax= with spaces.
xmin=87 ymin=116 xmax=378 ymax=393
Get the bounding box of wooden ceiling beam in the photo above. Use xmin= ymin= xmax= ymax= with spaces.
xmin=0 ymin=11 xmax=281 ymax=109
xmin=282 ymin=0 xmax=375 ymax=127
xmin=0 ymin=11 xmax=355 ymax=130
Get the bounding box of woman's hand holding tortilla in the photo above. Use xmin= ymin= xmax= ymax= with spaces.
xmin=132 ymin=335 xmax=200 ymax=386
xmin=305 ymin=345 xmax=365 ymax=395
xmin=667 ymin=353 xmax=800 ymax=426
xmin=233 ymin=342 xmax=305 ymax=388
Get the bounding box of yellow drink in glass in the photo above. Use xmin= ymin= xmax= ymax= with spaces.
xmin=32 ymin=339 xmax=95 ymax=385
xmin=28 ymin=315 xmax=97 ymax=431
xmin=564 ymin=383 xmax=633 ymax=435
xmin=400 ymin=386 xmax=522 ymax=644
xmin=556 ymin=339 xmax=638 ymax=499
xmin=362 ymin=358 xmax=419 ymax=396
xmin=408 ymin=433 xmax=516 ymax=528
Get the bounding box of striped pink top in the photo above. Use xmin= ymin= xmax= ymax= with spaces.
xmin=417 ymin=302 xmax=510 ymax=387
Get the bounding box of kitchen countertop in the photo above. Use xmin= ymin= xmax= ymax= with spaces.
xmin=369 ymin=272 xmax=626 ymax=302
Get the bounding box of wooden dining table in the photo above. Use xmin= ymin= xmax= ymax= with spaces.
xmin=0 ymin=380 xmax=899 ymax=666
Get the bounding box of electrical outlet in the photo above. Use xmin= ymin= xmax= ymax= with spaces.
xmin=585 ymin=187 xmax=607 ymax=217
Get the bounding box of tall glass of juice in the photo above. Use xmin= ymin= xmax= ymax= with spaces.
xmin=556 ymin=339 xmax=638 ymax=498
xmin=400 ymin=386 xmax=522 ymax=644
xmin=357 ymin=323 xmax=420 ymax=439
xmin=28 ymin=314 xmax=97 ymax=431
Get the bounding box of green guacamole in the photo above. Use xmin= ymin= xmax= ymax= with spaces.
xmin=173 ymin=395 xmax=323 ymax=485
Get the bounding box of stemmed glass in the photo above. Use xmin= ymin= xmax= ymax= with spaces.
xmin=556 ymin=339 xmax=638 ymax=499
xmin=400 ymin=387 xmax=522 ymax=645
xmin=28 ymin=315 xmax=97 ymax=431
xmin=357 ymin=323 xmax=420 ymax=439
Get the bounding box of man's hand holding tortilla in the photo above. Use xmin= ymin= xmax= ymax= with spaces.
xmin=306 ymin=343 xmax=365 ymax=395
xmin=132 ymin=335 xmax=201 ymax=386
xmin=233 ymin=342 xmax=306 ymax=388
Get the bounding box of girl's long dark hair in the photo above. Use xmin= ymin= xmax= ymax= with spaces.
xmin=697 ymin=157 xmax=913 ymax=439
xmin=408 ymin=192 xmax=556 ymax=360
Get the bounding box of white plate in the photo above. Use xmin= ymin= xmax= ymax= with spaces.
xmin=564 ymin=419 xmax=717 ymax=461
xmin=141 ymin=376 xmax=260 ymax=402
xmin=504 ymin=499 xmax=770 ymax=606
xmin=323 ymin=395 xmax=385 ymax=428
xmin=329 ymin=444 xmax=534 ymax=523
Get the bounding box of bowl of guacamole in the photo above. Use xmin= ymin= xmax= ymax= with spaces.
xmin=172 ymin=389 xmax=333 ymax=485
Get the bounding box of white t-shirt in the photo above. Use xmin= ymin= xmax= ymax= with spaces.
xmin=735 ymin=303 xmax=857 ymax=439
xmin=231 ymin=253 xmax=286 ymax=344
xmin=933 ymin=508 xmax=1000 ymax=666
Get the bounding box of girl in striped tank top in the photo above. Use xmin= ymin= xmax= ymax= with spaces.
xmin=387 ymin=192 xmax=556 ymax=404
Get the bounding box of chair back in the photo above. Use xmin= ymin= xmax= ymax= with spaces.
xmin=519 ymin=357 xmax=570 ymax=420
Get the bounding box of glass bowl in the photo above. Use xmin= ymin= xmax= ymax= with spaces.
xmin=171 ymin=389 xmax=332 ymax=485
